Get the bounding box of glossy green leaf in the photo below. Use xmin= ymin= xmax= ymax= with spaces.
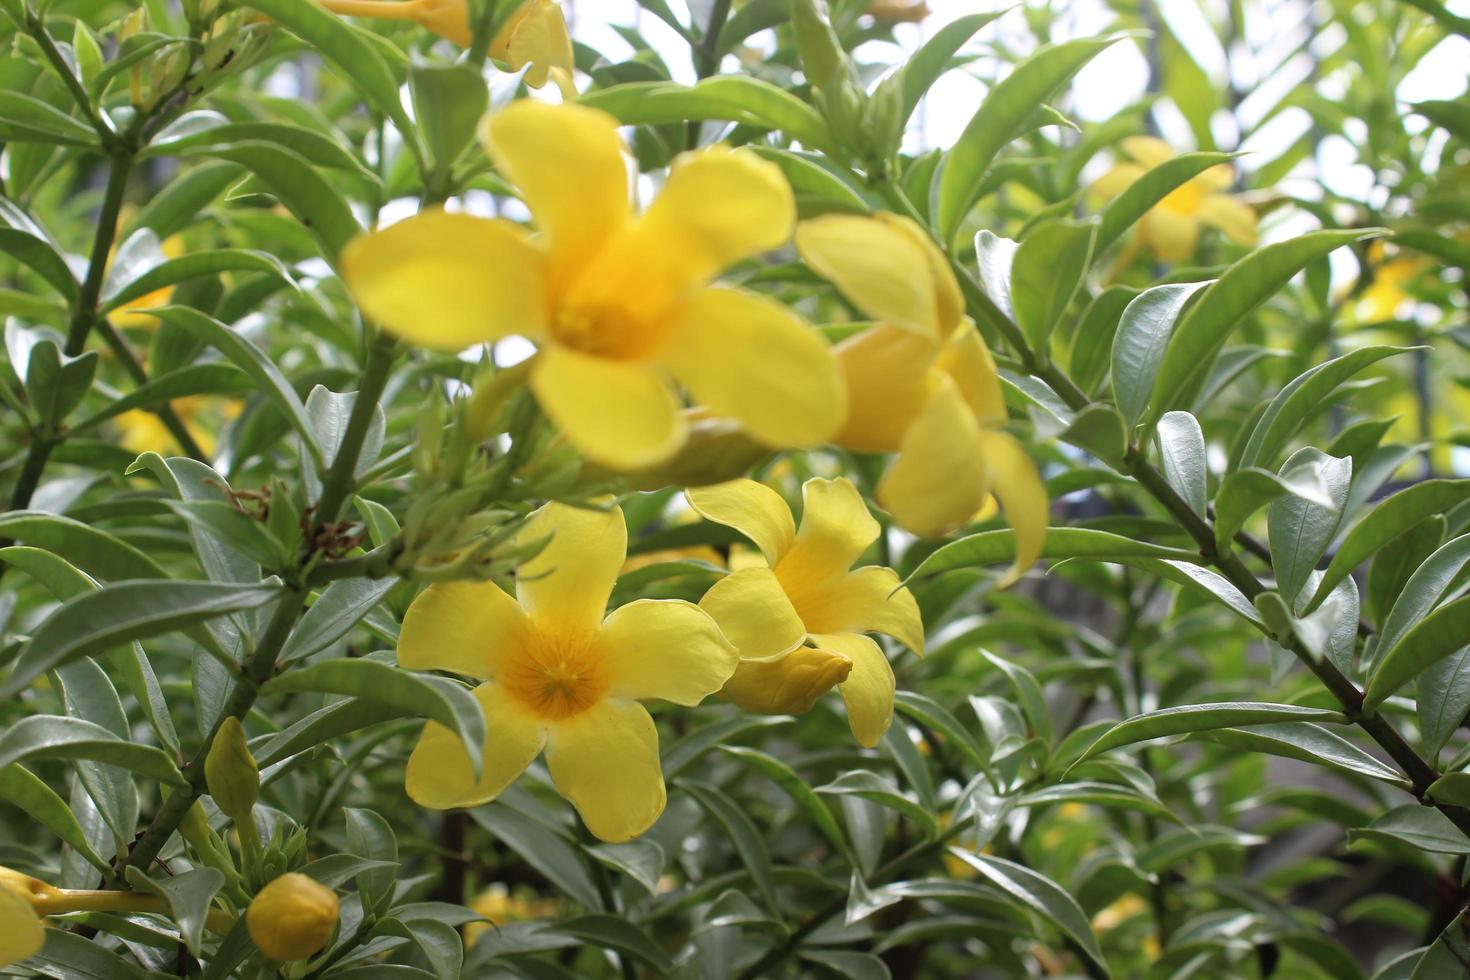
xmin=680 ymin=780 xmax=779 ymax=912
xmin=100 ymin=249 xmax=294 ymax=314
xmin=908 ymin=527 xmax=1202 ymax=581
xmin=1214 ymin=464 xmax=1337 ymax=555
xmin=1155 ymin=411 xmax=1208 ymax=517
xmin=1268 ymin=449 xmax=1350 ymax=609
xmin=1070 ymin=703 xmax=1346 ymax=769
xmin=720 ymin=745 xmax=850 ymax=857
xmin=1366 ymin=595 xmax=1470 ymax=710
xmin=0 ymin=763 xmax=111 ymax=874
xmin=0 ymin=715 xmax=185 ymax=786
xmin=1349 ymin=805 xmax=1470 ymax=855
xmin=579 ymin=77 xmax=833 ymax=150
xmin=1111 ymin=280 xmax=1211 ymax=429
xmin=470 ymin=804 xmax=601 ymax=909
xmin=1190 ymin=722 xmax=1404 ymax=785
xmin=817 ymin=770 xmax=940 ymax=838
xmin=205 ymin=141 xmax=362 ymax=259
xmin=1011 ymin=217 xmax=1098 ymax=353
xmin=1095 ymin=151 xmax=1239 ymax=253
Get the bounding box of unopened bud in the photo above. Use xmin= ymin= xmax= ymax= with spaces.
xmin=720 ymin=647 xmax=853 ymax=716
xmin=246 ymin=873 xmax=339 ymax=962
xmin=205 ymin=717 xmax=259 ymax=823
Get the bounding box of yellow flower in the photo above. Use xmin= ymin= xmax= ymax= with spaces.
xmin=0 ymin=870 xmax=47 ymax=967
xmin=795 ymin=213 xmax=1046 ymax=579
xmin=1090 ymin=136 xmax=1257 ymax=263
xmin=1357 ymin=242 xmax=1428 ymax=321
xmin=247 ymin=873 xmax=340 ymax=962
xmin=342 ymin=100 xmax=845 ymax=471
xmin=111 ymin=234 xmax=184 ymax=328
xmin=115 ymin=395 xmax=240 ymax=458
xmin=317 ymin=0 xmax=469 ymax=45
xmin=686 ymin=477 xmax=923 ymax=746
xmin=464 ymin=886 xmax=557 ymax=945
xmin=491 ymin=0 xmax=575 ymax=97
xmin=399 ymin=501 xmax=739 ymax=842
xmin=866 ymin=0 xmax=930 ymax=22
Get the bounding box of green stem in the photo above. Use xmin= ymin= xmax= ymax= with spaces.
xmin=686 ymin=0 xmax=732 ymax=148
xmin=66 ymin=151 xmax=134 ymax=357
xmin=25 ymin=10 xmax=113 ymax=140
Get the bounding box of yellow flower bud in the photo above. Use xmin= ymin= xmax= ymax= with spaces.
xmin=247 ymin=874 xmax=339 ymax=962
xmin=0 ymin=868 xmax=52 ymax=967
xmin=720 ymin=647 xmax=853 ymax=717
xmin=205 ymin=717 xmax=259 ymax=823
xmin=866 ymin=0 xmax=930 ymax=22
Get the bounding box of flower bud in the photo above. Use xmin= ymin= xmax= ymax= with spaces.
xmin=246 ymin=873 xmax=339 ymax=962
xmin=720 ymin=647 xmax=853 ymax=716
xmin=0 ymin=879 xmax=44 ymax=967
xmin=866 ymin=0 xmax=930 ymax=23
xmin=205 ymin=717 xmax=259 ymax=823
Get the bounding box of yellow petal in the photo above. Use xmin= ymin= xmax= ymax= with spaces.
xmin=884 ymin=212 xmax=963 ymax=333
xmin=795 ymin=566 xmax=925 ymax=655
xmin=1087 ymin=162 xmax=1146 ymax=201
xmin=1140 ymin=208 xmax=1199 ymax=263
xmin=831 ymin=324 xmax=936 ymax=453
xmin=600 ymin=598 xmax=739 ymax=704
xmin=776 ymin=477 xmax=882 ymax=593
xmin=936 ymin=321 xmax=1006 ymax=427
xmin=493 ymin=0 xmax=572 ymax=88
xmin=341 ymin=211 xmax=547 ymax=350
xmin=397 ymin=580 xmax=529 ymax=679
xmin=481 ymin=101 xmax=630 ymax=280
xmin=545 ymin=699 xmax=665 ymax=842
xmin=412 ymin=0 xmax=470 ymax=44
xmin=1194 ymin=162 xmax=1235 ymax=192
xmin=697 ymin=566 xmax=807 ymax=663
xmin=1121 ymin=135 xmax=1175 ymax=168
xmin=405 ymin=683 xmax=546 ymax=809
xmin=516 ymin=500 xmax=626 ymax=634
xmin=794 ymin=214 xmax=943 ymax=338
xmin=0 ymin=884 xmax=43 ymax=967
xmin=686 ymin=479 xmax=795 ymax=566
xmin=661 ymin=287 xmax=846 ymax=448
xmin=530 ymin=346 xmax=687 ymax=470
xmin=1196 ymin=194 xmax=1258 ymax=247
xmin=979 ymin=430 xmax=1048 ymax=588
xmin=878 ymin=376 xmax=990 ymax=538
xmin=817 ymin=631 xmax=895 ymax=747
xmin=719 ymin=645 xmax=852 ymax=716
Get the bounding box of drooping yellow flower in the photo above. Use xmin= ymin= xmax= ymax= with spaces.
xmin=0 ymin=870 xmax=46 ymax=967
xmin=795 ymin=213 xmax=1046 ymax=579
xmin=342 ymin=100 xmax=845 ymax=471
xmin=687 ymin=478 xmax=924 ymax=746
xmin=399 ymin=501 xmax=739 ymax=842
xmin=115 ymin=396 xmax=240 ymax=459
xmin=247 ymin=873 xmax=340 ymax=962
xmin=316 ymin=0 xmax=469 ymax=45
xmin=491 ymin=0 xmax=575 ymax=97
xmin=1090 ymin=136 xmax=1257 ymax=263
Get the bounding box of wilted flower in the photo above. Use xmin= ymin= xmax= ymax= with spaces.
xmin=688 ymin=477 xmax=924 ymax=746
xmin=398 ymin=501 xmax=739 ymax=841
xmin=247 ymin=873 xmax=339 ymax=962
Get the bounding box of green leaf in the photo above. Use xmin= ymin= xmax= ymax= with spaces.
xmin=546 ymin=915 xmax=674 ymax=973
xmin=1426 ymin=772 xmax=1470 ymax=807
xmin=680 ymin=780 xmax=780 ymax=912
xmin=150 ymin=117 xmax=376 ymax=180
xmin=147 ymin=307 xmax=321 ymax=463
xmin=1214 ymin=465 xmax=1337 ymax=555
xmin=579 ymin=77 xmax=833 ymax=150
xmin=1349 ymin=804 xmax=1470 ymax=855
xmin=470 ymin=804 xmax=602 ymax=909
xmin=1110 ymin=280 xmax=1211 ymax=429
xmin=935 ymin=34 xmax=1125 ymax=242
xmin=908 ymin=527 xmax=1202 ymax=581
xmin=0 ymin=764 xmax=111 ymax=874
xmin=1307 ymin=481 xmax=1470 ymax=614
xmin=1155 ymin=411 xmax=1207 ymax=517
xmin=376 ymin=918 xmax=462 ymax=980
xmin=1011 ymin=217 xmax=1098 ymax=354
xmin=31 ymin=931 xmax=171 ymax=980
xmin=974 ymin=230 xmax=1018 ymax=321
xmin=981 ymin=651 xmax=1051 ymax=745
xmin=410 ymin=63 xmax=488 ymax=175
xmin=1236 ymin=346 xmax=1412 ymax=473
xmin=1268 ymin=449 xmax=1351 ymax=609
xmin=1015 ymin=781 xmax=1176 ymax=821
xmin=0 ymin=228 xmax=79 ymax=301
xmin=800 ymin=950 xmax=892 ymax=980
xmin=280 ymin=578 xmax=397 ymax=663
xmin=1414 ymin=99 xmax=1470 ymax=142
xmin=127 ymin=868 xmax=225 ymax=956
xmin=0 ymin=715 xmax=185 ymax=786
xmin=1095 ymin=152 xmax=1240 ymax=254
xmin=73 ymin=364 xmax=253 ymax=431
xmin=127 ymin=162 xmax=244 ymax=240
xmin=895 ymin=11 xmax=1008 ymax=123
xmin=1366 ymin=595 xmax=1470 ymax=710
xmin=261 ymin=659 xmax=485 ymax=775
xmin=584 ymin=840 xmax=665 ymax=895
xmin=893 ymin=691 xmax=988 ymax=769
xmin=1189 ymin=723 xmax=1405 ymax=785
xmin=749 ymin=147 xmax=870 ymax=214
xmin=1419 ymin=648 xmax=1470 ymax=758
xmin=719 ymin=745 xmax=850 ymax=858
xmin=661 ymin=713 xmax=792 ymax=780
xmin=1068 ymin=285 xmax=1139 ymax=395
xmin=817 ymin=770 xmax=940 ymax=838
xmin=1059 ymin=405 xmax=1127 ymax=464
xmin=346 ymin=807 xmax=399 ymax=915
xmin=948 ymin=852 xmax=1109 ymax=977
xmin=101 ymin=249 xmax=294 ymax=314
xmin=1145 ymin=229 xmax=1381 ymax=431
xmin=206 ymin=141 xmax=362 ymax=259
xmin=1 ymin=579 xmax=283 ymax=697
xmin=1069 ymin=703 xmax=1346 ymax=769
xmin=0 ymin=91 xmax=100 ymax=147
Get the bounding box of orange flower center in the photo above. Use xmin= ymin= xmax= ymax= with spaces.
xmin=500 ymin=629 xmax=609 ymax=721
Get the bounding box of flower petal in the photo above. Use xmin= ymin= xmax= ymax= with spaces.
xmin=1088 ymin=162 xmax=1145 ymax=201
xmin=795 ymin=214 xmax=943 ymax=338
xmin=697 ymin=566 xmax=807 ymax=663
xmin=530 ymin=346 xmax=687 ymax=470
xmin=600 ymin=598 xmax=738 ymax=704
xmin=1121 ymin=135 xmax=1175 ymax=168
xmin=481 ymin=101 xmax=629 ymax=279
xmin=832 ymin=324 xmax=936 ymax=453
xmin=341 ymin=211 xmax=547 ymax=350
xmin=877 ymin=376 xmax=990 ymax=539
xmin=719 ymin=646 xmax=852 ymax=716
xmin=686 ymin=479 xmax=795 ymax=566
xmin=405 ymin=683 xmax=545 ymax=809
xmin=661 ymin=287 xmax=846 ymax=448
xmin=796 ymin=566 xmax=924 ymax=655
xmin=1196 ymin=193 xmax=1258 ymax=247
xmin=979 ymin=430 xmax=1048 ymax=588
xmin=936 ymin=321 xmax=1006 ymax=427
xmin=0 ymin=884 xmax=43 ymax=967
xmin=492 ymin=0 xmax=573 ymax=88
xmin=776 ymin=477 xmax=881 ymax=592
xmin=816 ymin=631 xmax=895 ymax=747
xmin=398 ymin=579 xmax=530 ymax=679
xmin=545 ymin=699 xmax=665 ymax=842
xmin=1140 ymin=208 xmax=1199 ymax=263
xmin=516 ymin=500 xmax=627 ymax=634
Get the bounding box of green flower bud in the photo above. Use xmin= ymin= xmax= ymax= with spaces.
xmin=204 ymin=717 xmax=259 ymax=823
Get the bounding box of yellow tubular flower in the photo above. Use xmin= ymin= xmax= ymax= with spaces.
xmin=1090 ymin=136 xmax=1258 ymax=263
xmin=247 ymin=873 xmax=340 ymax=962
xmin=491 ymin=0 xmax=576 ymax=97
xmin=866 ymin=0 xmax=931 ymax=22
xmin=316 ymin=0 xmax=469 ymax=45
xmin=399 ymin=501 xmax=739 ymax=842
xmin=342 ymin=101 xmax=845 ymax=471
xmin=795 ymin=213 xmax=1046 ymax=581
xmin=0 ymin=870 xmax=47 ymax=967
xmin=115 ymin=396 xmax=239 ymax=459
xmin=687 ymin=478 xmax=924 ymax=746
